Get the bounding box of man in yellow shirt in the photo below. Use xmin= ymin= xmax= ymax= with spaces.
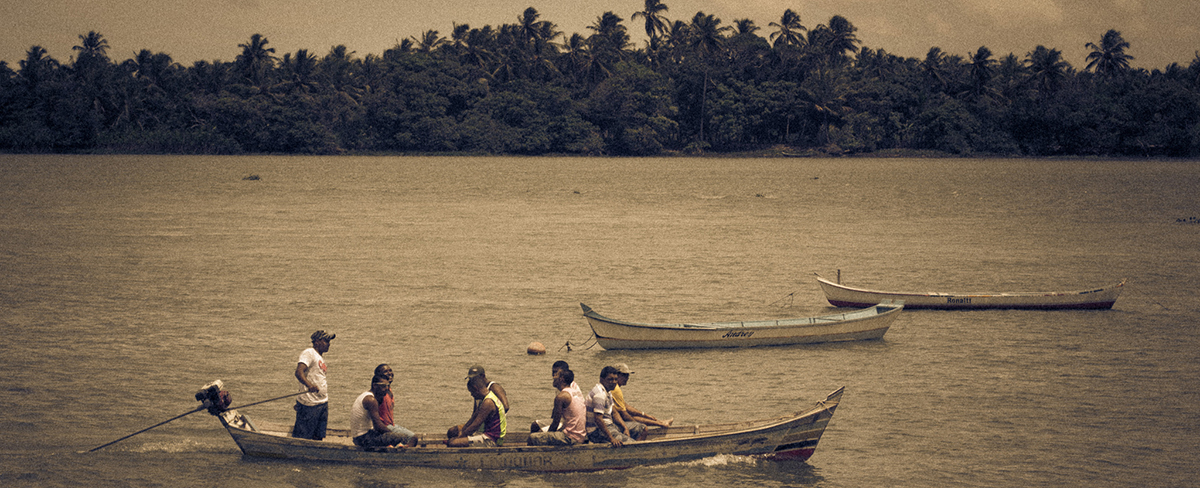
xmin=611 ymin=363 xmax=673 ymax=435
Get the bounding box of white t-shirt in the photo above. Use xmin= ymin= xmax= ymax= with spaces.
xmin=586 ymin=383 xmax=615 ymax=427
xmin=350 ymin=391 xmax=374 ymax=438
xmin=296 ymin=347 xmax=328 ymax=406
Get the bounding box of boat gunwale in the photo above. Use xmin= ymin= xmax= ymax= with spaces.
xmin=580 ymin=303 xmax=903 ymax=332
xmin=216 ymin=387 xmax=845 ymax=470
xmin=816 ymin=275 xmax=1127 ymax=299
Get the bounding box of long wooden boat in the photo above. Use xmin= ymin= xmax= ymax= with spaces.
xmin=816 ymin=275 xmax=1126 ymax=310
xmin=581 ymin=302 xmax=903 ymax=350
xmin=208 ymin=386 xmax=845 ymax=472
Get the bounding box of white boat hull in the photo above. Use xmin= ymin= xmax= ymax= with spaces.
xmin=216 ymin=387 xmax=844 ymax=471
xmin=817 ymin=276 xmax=1125 ymax=310
xmin=582 ymin=302 xmax=903 ymax=350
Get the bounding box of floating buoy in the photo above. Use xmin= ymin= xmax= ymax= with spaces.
xmin=526 ymin=341 xmax=546 ymax=355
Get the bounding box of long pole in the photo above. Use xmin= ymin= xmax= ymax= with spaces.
xmin=83 ymin=391 xmax=305 ymax=453
xmin=83 ymin=406 xmax=206 ymax=453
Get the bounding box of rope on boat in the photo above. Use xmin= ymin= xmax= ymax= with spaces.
xmin=227 ymin=391 xmax=305 ymax=410
xmin=768 ymin=290 xmax=796 ymax=308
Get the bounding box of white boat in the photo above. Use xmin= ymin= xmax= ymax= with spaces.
xmin=208 ymin=385 xmax=846 ymax=471
xmin=581 ymin=302 xmax=903 ymax=350
xmin=817 ymin=274 xmax=1126 ymax=310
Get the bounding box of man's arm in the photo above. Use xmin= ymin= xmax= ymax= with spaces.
xmin=295 ymin=362 xmax=318 ymax=392
xmin=460 ymin=398 xmax=495 ymax=436
xmin=593 ymin=411 xmax=622 ymax=447
xmin=547 ymin=391 xmax=570 ymax=432
xmin=364 ymin=395 xmax=390 ymax=432
xmin=611 ymin=407 xmax=630 ymax=435
xmin=491 ymin=383 xmax=510 ymax=412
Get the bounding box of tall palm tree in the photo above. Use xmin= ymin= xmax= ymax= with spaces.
xmin=768 ymin=9 xmax=806 ymax=50
xmin=815 ymin=15 xmax=858 ymax=67
xmin=632 ymin=0 xmax=670 ymax=51
xmin=733 ymin=19 xmax=759 ymax=36
xmin=72 ymin=31 xmax=110 ymax=80
xmin=921 ymin=47 xmax=948 ymax=90
xmin=235 ymin=33 xmax=276 ymax=86
xmin=686 ymin=12 xmax=729 ymax=59
xmin=968 ymin=46 xmax=995 ymax=97
xmin=73 ymin=31 xmax=110 ymax=61
xmin=412 ymin=30 xmax=446 ymax=53
xmin=19 ymin=45 xmax=58 ymax=87
xmin=1085 ymin=29 xmax=1133 ymax=77
xmin=586 ymin=11 xmax=630 ymax=78
xmin=1026 ymin=45 xmax=1070 ymax=94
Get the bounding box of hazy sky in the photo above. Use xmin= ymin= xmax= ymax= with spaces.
xmin=3 ymin=0 xmax=1197 ymax=71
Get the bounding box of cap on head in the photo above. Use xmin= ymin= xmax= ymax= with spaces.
xmin=311 ymin=330 xmax=336 ymax=342
xmin=466 ymin=365 xmax=486 ymax=379
xmin=613 ymin=363 xmax=633 ymax=374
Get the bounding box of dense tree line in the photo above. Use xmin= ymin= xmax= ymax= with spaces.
xmin=4 ymin=2 xmax=1200 ymax=156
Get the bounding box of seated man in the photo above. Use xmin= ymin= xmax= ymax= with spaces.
xmin=552 ymin=360 xmax=584 ymax=402
xmin=350 ymin=375 xmax=411 ymax=449
xmin=446 ymin=374 xmax=506 ymax=447
xmin=527 ymin=369 xmax=586 ymax=446
xmin=611 ymin=363 xmax=673 ymax=435
xmin=586 ymin=366 xmax=641 ymax=446
xmin=373 ymin=363 xmax=417 ymax=445
xmin=466 ymin=365 xmax=510 ymax=412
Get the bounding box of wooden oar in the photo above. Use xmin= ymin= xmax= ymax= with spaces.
xmin=82 ymin=406 xmax=206 ymax=453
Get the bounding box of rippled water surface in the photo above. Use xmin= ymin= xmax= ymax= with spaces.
xmin=1 ymin=154 xmax=1197 ymax=487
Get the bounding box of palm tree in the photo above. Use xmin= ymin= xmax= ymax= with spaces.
xmin=810 ymin=15 xmax=858 ymax=67
xmin=768 ymin=9 xmax=806 ymax=50
xmin=968 ymin=46 xmax=995 ymax=97
xmin=72 ymin=31 xmax=110 ymax=80
xmin=73 ymin=31 xmax=110 ymax=61
xmin=632 ymin=0 xmax=670 ymax=51
xmin=19 ymin=45 xmax=58 ymax=88
xmin=586 ymin=11 xmax=630 ymax=79
xmin=1085 ymin=29 xmax=1133 ymax=77
xmin=686 ymin=12 xmax=729 ymax=59
xmin=921 ymin=47 xmax=949 ymax=91
xmin=235 ymin=33 xmax=276 ymax=86
xmin=733 ymin=19 xmax=759 ymax=36
xmin=412 ymin=30 xmax=446 ymax=53
xmin=1026 ymin=45 xmax=1071 ymax=94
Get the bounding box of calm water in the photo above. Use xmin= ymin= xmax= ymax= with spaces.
xmin=1 ymin=154 xmax=1197 ymax=487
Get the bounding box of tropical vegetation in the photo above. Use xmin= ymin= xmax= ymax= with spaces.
xmin=3 ymin=6 xmax=1199 ymax=156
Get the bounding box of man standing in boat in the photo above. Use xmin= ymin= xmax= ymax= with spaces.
xmin=293 ymin=330 xmax=333 ymax=440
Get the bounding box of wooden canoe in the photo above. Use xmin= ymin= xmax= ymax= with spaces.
xmin=816 ymin=275 xmax=1126 ymax=310
xmin=581 ymin=302 xmax=903 ymax=350
xmin=212 ymin=387 xmax=845 ymax=472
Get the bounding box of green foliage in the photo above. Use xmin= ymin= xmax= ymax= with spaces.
xmin=2 ymin=22 xmax=1199 ymax=156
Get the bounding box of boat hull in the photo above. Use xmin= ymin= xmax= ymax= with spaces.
xmin=582 ymin=302 xmax=903 ymax=350
xmin=817 ymin=276 xmax=1125 ymax=310
xmin=217 ymin=388 xmax=844 ymax=471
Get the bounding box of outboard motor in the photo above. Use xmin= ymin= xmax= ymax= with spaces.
xmin=195 ymin=380 xmax=232 ymax=415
